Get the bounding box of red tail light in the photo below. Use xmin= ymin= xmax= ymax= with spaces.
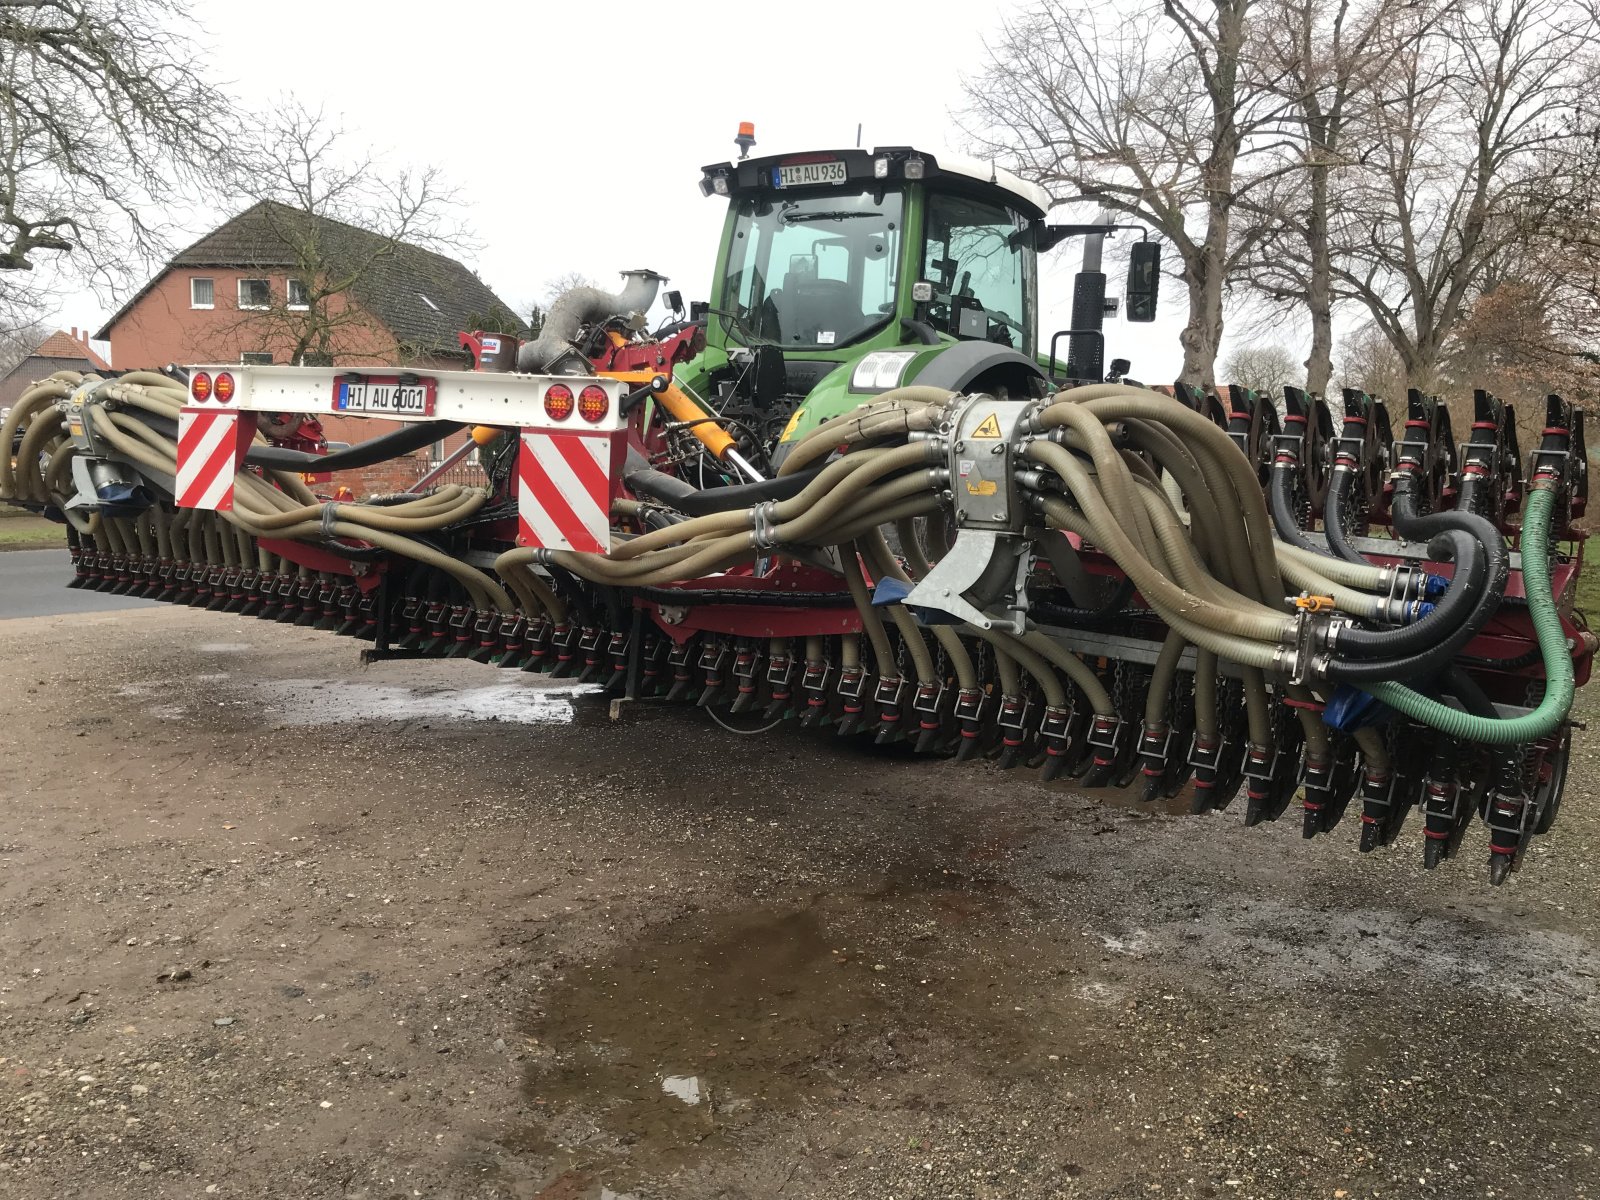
xmin=190 ymin=371 xmax=212 ymax=402
xmin=544 ymin=384 xmax=574 ymax=421
xmin=213 ymin=371 xmax=236 ymax=403
xmin=577 ymin=384 xmax=609 ymax=424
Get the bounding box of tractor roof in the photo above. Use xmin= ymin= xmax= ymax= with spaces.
xmin=699 ymin=147 xmax=1052 ymax=219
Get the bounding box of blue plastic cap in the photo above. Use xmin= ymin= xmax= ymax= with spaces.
xmin=907 ymin=605 xmax=962 ymax=627
xmin=1424 ymin=573 xmax=1450 ymax=598
xmin=1324 ymin=685 xmax=1395 ymax=733
xmin=1408 ymin=601 xmax=1436 ymax=623
xmin=96 ymin=481 xmax=142 ymax=504
xmin=870 ymin=576 xmax=914 ymax=607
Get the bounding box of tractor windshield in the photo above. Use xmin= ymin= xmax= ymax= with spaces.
xmin=922 ymin=192 xmax=1033 ymax=352
xmin=723 ymin=189 xmax=903 ymax=349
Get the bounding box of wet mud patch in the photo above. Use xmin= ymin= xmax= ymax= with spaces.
xmin=512 ymin=865 xmax=1088 ymax=1191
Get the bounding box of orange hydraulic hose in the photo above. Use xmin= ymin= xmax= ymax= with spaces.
xmin=654 ymin=379 xmax=735 ymax=461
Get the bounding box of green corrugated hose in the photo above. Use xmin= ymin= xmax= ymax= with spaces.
xmin=1362 ymin=485 xmax=1574 ymax=745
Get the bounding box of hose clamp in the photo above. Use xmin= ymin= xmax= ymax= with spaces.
xmin=1280 ymin=609 xmax=1345 ymax=686
xmin=1386 ymin=565 xmax=1426 ymax=604
xmin=319 ymin=502 xmax=340 ymax=537
xmin=750 ymin=501 xmax=782 ymax=551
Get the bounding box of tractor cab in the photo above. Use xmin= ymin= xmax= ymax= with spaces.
xmin=698 ymin=145 xmax=1049 ymax=358
xmin=687 ymin=139 xmax=1159 ymax=461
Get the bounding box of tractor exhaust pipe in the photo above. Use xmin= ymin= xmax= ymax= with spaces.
xmin=516 ymin=269 xmax=666 ymax=374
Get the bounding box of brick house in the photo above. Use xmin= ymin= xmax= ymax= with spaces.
xmin=96 ymin=201 xmax=525 ymax=492
xmin=0 ymin=328 xmax=111 ymax=410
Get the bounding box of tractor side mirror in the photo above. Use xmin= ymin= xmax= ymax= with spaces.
xmin=663 ymin=289 xmax=685 ymax=319
xmin=1126 ymin=241 xmax=1161 ymax=323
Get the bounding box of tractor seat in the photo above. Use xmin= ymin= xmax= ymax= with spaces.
xmin=783 ymin=278 xmax=859 ymax=343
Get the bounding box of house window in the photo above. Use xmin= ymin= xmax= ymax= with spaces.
xmin=287 ymin=279 xmax=310 ymax=310
xmin=241 ymin=351 xmax=273 ymax=365
xmin=190 ymin=278 xmax=214 ymax=309
xmin=238 ymin=278 xmax=271 ymax=310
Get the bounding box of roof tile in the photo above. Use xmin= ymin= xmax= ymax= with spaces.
xmin=101 ymin=200 xmax=523 ymax=355
xmin=30 ymin=330 xmax=111 ymax=370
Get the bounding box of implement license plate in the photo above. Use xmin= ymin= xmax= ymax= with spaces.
xmin=773 ymin=159 xmax=847 ymax=188
xmin=333 ymin=375 xmax=437 ymax=416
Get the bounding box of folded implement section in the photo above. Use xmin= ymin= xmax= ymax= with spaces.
xmin=3 ymin=354 xmax=1590 ymax=887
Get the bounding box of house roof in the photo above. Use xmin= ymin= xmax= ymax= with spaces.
xmin=96 ymin=200 xmax=523 ymax=355
xmin=28 ymin=330 xmax=111 ymax=371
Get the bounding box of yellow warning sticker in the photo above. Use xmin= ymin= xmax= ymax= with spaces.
xmin=970 ymin=413 xmax=1002 ymax=439
xmin=779 ymin=407 xmax=807 ymax=442
xmin=965 ymin=479 xmax=998 ymax=496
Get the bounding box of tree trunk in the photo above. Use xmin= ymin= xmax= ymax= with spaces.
xmin=1179 ymin=223 xmax=1229 ymax=390
xmin=1304 ymin=165 xmax=1334 ymax=397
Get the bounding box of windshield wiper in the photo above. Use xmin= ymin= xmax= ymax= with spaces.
xmin=779 ymin=210 xmax=882 ymax=224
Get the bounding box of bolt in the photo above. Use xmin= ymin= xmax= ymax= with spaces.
xmin=990 ymin=444 xmax=1005 ymax=455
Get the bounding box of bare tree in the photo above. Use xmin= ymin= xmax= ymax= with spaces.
xmin=1332 ymin=0 xmax=1599 ymax=389
xmin=1334 ymin=320 xmax=1407 ymax=399
xmin=1220 ymin=340 xmax=1301 ymax=395
xmin=1234 ymin=0 xmax=1433 ymax=396
xmin=0 ymin=314 xmax=47 ymax=375
xmin=212 ymin=101 xmax=477 ymax=365
xmin=542 ymin=272 xmax=598 ymax=307
xmin=964 ymin=0 xmax=1291 ymax=387
xmin=0 ymin=0 xmax=230 ymax=287
xmin=1444 ymin=276 xmax=1600 ymax=404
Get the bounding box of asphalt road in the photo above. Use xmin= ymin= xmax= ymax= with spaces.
xmin=0 ymin=548 xmax=160 ymax=619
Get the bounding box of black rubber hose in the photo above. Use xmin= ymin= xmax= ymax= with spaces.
xmin=1268 ymin=465 xmax=1323 ymax=555
xmin=1454 ymin=644 xmax=1544 ymax=671
xmin=1327 ymin=480 xmax=1508 ymax=682
xmin=1030 ymin=576 xmax=1139 ymax=626
xmin=245 ymin=420 xmax=464 ymax=471
xmin=623 ymin=465 xmax=827 ymax=516
xmin=1322 ymin=467 xmax=1369 ymax=565
xmin=1334 ymin=528 xmax=1486 ymax=657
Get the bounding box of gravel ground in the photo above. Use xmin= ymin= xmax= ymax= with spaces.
xmin=1 ymin=606 xmax=1597 ymax=1199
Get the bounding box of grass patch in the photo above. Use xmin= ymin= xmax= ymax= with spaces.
xmin=0 ymin=514 xmax=66 ymax=550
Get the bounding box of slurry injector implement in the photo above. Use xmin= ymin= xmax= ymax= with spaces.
xmin=3 ymin=137 xmax=1591 ymax=885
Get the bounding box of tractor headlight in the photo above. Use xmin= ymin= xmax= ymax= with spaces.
xmin=850 ymin=351 xmax=917 ymax=393
xmin=873 ymin=155 xmax=891 ymax=179
xmin=903 ymin=153 xmax=926 ymax=180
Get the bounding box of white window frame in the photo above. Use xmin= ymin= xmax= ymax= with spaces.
xmin=190 ymin=277 xmax=214 ymax=310
xmin=238 ymin=278 xmax=271 ymax=310
xmin=240 ymin=351 xmax=273 ymax=366
xmin=287 ymin=279 xmax=310 ymax=310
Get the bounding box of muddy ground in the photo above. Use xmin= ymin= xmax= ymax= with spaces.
xmin=1 ymin=607 xmax=1598 ymax=1200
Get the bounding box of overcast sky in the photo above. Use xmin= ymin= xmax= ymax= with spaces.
xmin=51 ymin=0 xmax=1196 ymax=381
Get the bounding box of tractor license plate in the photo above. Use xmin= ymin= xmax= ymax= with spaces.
xmin=333 ymin=375 xmax=437 ymax=417
xmin=773 ymin=159 xmax=847 ymax=188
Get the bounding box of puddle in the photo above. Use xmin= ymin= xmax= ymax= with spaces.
xmin=249 ymin=679 xmax=600 ymax=727
xmin=658 ymin=1075 xmax=702 ymax=1106
xmin=513 ymin=866 xmax=1079 ymax=1187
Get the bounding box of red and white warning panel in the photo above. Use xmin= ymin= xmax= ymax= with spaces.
xmin=176 ymin=408 xmax=252 ymax=511
xmin=517 ymin=429 xmax=620 ymax=554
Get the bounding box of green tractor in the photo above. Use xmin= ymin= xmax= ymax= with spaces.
xmin=672 ymin=137 xmax=1161 ymax=473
